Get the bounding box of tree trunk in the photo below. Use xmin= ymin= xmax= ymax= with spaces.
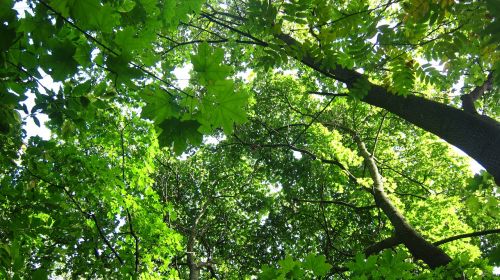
xmin=277 ymin=33 xmax=500 ymax=185
xmin=187 ymin=204 xmax=207 ymax=280
xmin=188 ymin=260 xmax=200 ymax=280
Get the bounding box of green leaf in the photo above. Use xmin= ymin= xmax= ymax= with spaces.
xmin=465 ymin=196 xmax=481 ymax=211
xmin=50 ymin=0 xmax=71 ymax=18
xmin=114 ymin=26 xmax=145 ymax=54
xmin=0 ymin=24 xmax=16 ymax=51
xmin=259 ymin=265 xmax=279 ymax=280
xmin=40 ymin=39 xmax=78 ymax=81
xmin=140 ymin=89 xmax=180 ymax=124
xmin=303 ymin=254 xmax=332 ymax=277
xmin=73 ymin=43 xmax=92 ymax=67
xmin=157 ymin=118 xmax=203 ymax=154
xmin=32 ymin=269 xmax=49 ymax=280
xmin=118 ymin=0 xmax=136 ymax=13
xmin=200 ymin=80 xmax=249 ymax=134
xmin=278 ymin=255 xmax=297 ymax=273
xmin=33 ymin=116 xmax=41 ymax=127
xmin=487 ymin=245 xmax=500 ymax=265
xmin=17 ymin=51 xmax=38 ymax=70
xmin=349 ymin=77 xmax=371 ymax=99
xmin=106 ymin=54 xmax=143 ymax=84
xmin=191 ymin=42 xmax=232 ymax=85
xmin=70 ymin=1 xmax=119 ymax=33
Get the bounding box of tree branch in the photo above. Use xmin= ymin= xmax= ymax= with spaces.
xmin=231 ymin=134 xmax=361 ymax=184
xmin=163 ymin=38 xmax=263 ymax=55
xmin=363 ymin=228 xmax=500 ymax=256
xmin=364 ymin=235 xmax=401 ymax=256
xmin=349 ymin=131 xmax=453 ymax=268
xmin=200 ymin=13 xmax=268 ymax=46
xmin=291 ymin=96 xmax=336 ymax=145
xmin=119 ymin=124 xmax=140 ymax=274
xmin=460 ymin=72 xmax=494 ymax=114
xmin=293 ymin=198 xmax=376 ymax=211
xmin=434 ymin=228 xmax=500 ymax=246
xmin=308 ymin=92 xmax=349 ymax=97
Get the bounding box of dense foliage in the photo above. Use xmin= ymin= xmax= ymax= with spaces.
xmin=1 ymin=0 xmax=499 ymax=279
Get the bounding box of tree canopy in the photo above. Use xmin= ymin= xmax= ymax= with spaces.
xmin=0 ymin=0 xmax=499 ymax=279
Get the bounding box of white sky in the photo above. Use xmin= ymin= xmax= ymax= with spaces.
xmin=22 ymin=70 xmax=57 ymax=140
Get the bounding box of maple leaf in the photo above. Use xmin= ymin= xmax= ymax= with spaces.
xmin=140 ymin=89 xmax=180 ymax=124
xmin=191 ymin=42 xmax=231 ymax=85
xmin=157 ymin=118 xmax=202 ymax=154
xmin=199 ymin=80 xmax=249 ymax=134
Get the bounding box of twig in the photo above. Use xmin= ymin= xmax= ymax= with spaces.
xmin=200 ymin=13 xmax=268 ymax=47
xmin=231 ymin=134 xmax=362 ymax=185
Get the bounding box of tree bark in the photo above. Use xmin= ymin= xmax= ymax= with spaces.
xmin=364 ymin=236 xmax=400 ymax=256
xmin=187 ymin=204 xmax=207 ymax=280
xmin=363 ymin=86 xmax=500 ymax=185
xmin=352 ymin=133 xmax=453 ymax=268
xmin=364 ymin=228 xmax=500 ymax=256
xmin=460 ymin=73 xmax=493 ymax=114
xmin=276 ymin=33 xmax=500 ymax=185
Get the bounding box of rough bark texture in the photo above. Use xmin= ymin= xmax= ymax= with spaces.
xmin=353 ymin=134 xmax=453 ymax=268
xmin=277 ymin=33 xmax=500 ymax=185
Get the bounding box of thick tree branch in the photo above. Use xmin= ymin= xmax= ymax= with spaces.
xmin=349 ymin=131 xmax=453 ymax=268
xmin=460 ymin=73 xmax=494 ymax=114
xmin=187 ymin=203 xmax=208 ymax=280
xmin=274 ymin=32 xmax=500 ymax=185
xmin=364 ymin=235 xmax=401 ymax=256
xmin=363 ymin=228 xmax=500 ymax=256
xmin=434 ymin=228 xmax=500 ymax=246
